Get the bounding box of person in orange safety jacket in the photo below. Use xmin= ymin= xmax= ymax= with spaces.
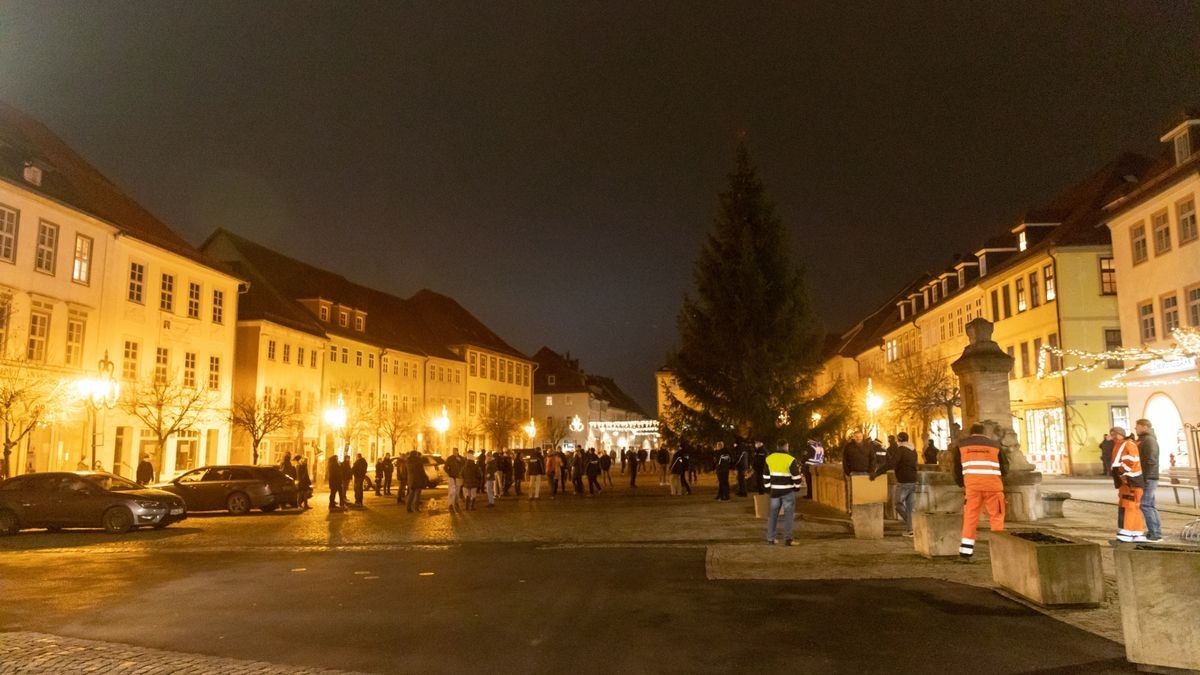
xmin=952 ymin=423 xmax=1008 ymax=562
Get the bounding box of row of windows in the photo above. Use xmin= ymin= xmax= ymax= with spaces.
xmin=0 ymin=301 xmax=88 ymax=366
xmin=262 ymin=387 xmax=318 ymax=414
xmin=127 ymin=262 xmax=224 ymax=324
xmin=0 ymin=204 xmax=95 ymax=285
xmin=1005 ymin=332 xmax=1060 ymax=380
xmin=266 ymin=340 xmax=320 ymax=369
xmin=1137 ymin=285 xmax=1200 ymax=342
xmin=121 ymin=341 xmax=221 ymax=389
xmin=468 ymin=351 xmax=529 ymax=386
xmin=317 ymin=304 xmax=366 ymax=332
xmin=467 ymin=391 xmax=530 ymax=419
xmin=1130 ymin=194 xmax=1198 ymax=265
xmin=990 ymin=263 xmax=1058 ymax=322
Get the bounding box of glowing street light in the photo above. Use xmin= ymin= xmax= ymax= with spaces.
xmin=76 ymin=350 xmax=120 ymax=471
xmin=432 ymin=405 xmax=450 ymax=452
xmin=524 ymin=418 xmax=537 ymax=444
xmin=323 ymin=393 xmax=347 ymax=458
xmin=811 ymin=411 xmax=822 ymax=424
xmin=865 ymin=377 xmax=884 ymax=437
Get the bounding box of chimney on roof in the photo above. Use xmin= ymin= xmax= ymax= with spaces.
xmin=1162 ymin=109 xmax=1200 ymax=166
xmin=22 ymin=161 xmax=42 ymax=187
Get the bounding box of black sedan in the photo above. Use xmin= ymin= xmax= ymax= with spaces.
xmin=0 ymin=472 xmax=187 ymax=535
xmin=155 ymin=465 xmax=298 ymax=515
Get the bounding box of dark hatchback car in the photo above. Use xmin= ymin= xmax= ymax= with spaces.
xmin=0 ymin=472 xmax=186 ymax=535
xmin=155 ymin=465 xmax=297 ymax=515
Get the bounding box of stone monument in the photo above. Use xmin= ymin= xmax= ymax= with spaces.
xmin=950 ymin=317 xmax=1042 ymax=521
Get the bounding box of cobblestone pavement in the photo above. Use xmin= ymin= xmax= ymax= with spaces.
xmin=0 ymin=632 xmax=369 ymax=674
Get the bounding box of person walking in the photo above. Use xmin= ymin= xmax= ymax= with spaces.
xmin=714 ymin=441 xmax=732 ymax=501
xmin=585 ymin=448 xmax=602 ymax=495
xmin=352 ymin=453 xmax=368 ymax=506
xmin=888 ymin=432 xmax=918 ymax=536
xmin=953 ymin=423 xmax=1008 ymax=562
xmin=922 ymin=439 xmax=939 ymax=465
xmin=762 ymin=440 xmax=803 ymax=545
xmin=1111 ymin=426 xmax=1148 ymax=542
xmin=405 ymin=450 xmax=427 ymax=512
xmin=444 ymin=447 xmax=465 ymax=512
xmin=1133 ymin=419 xmax=1162 ymax=541
xmin=326 ymin=454 xmax=345 ymax=510
xmin=527 ymin=449 xmax=545 ymax=500
xmin=136 ymin=453 xmax=156 ymax=485
xmin=296 ymin=456 xmax=312 ymax=509
xmin=460 ymin=450 xmax=481 ymax=510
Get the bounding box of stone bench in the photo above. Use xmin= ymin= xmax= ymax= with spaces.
xmin=1041 ymin=491 xmax=1070 ymax=518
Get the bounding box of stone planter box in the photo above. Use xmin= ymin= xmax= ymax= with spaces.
xmin=989 ymin=530 xmax=1103 ymax=607
xmin=912 ymin=511 xmax=961 ymax=558
xmin=752 ymin=493 xmax=769 ymax=519
xmin=1114 ymin=542 xmax=1200 ymax=671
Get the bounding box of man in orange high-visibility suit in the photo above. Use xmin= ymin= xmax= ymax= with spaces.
xmin=952 ymin=423 xmax=1008 ymax=562
xmin=1109 ymin=426 xmax=1147 ymax=543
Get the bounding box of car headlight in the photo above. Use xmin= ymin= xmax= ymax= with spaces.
xmin=135 ymin=500 xmax=165 ymax=509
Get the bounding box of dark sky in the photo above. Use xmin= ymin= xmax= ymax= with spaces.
xmin=2 ymin=2 xmax=1198 ymax=411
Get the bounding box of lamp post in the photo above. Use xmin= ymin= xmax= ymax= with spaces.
xmin=323 ymin=393 xmax=347 ymax=460
xmin=865 ymin=377 xmax=884 ymax=439
xmin=524 ymin=418 xmax=537 ymax=447
xmin=432 ymin=405 xmax=450 ymax=453
xmin=76 ymin=350 xmax=120 ymax=471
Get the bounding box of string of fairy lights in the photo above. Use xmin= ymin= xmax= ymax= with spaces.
xmin=1037 ymin=327 xmax=1200 ymax=388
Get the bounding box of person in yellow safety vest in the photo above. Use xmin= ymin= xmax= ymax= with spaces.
xmin=762 ymin=439 xmax=804 ymax=546
xmin=952 ymin=423 xmax=1008 ymax=562
xmin=1109 ymin=426 xmax=1147 ymax=543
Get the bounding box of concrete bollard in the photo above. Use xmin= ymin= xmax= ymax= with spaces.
xmin=913 ymin=511 xmax=962 ymax=557
xmin=852 ymin=502 xmax=884 ymax=539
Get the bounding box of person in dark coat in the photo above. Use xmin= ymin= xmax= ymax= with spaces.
xmin=572 ymin=451 xmax=585 ymax=495
xmin=460 ymin=450 xmax=482 ymax=509
xmin=512 ymin=451 xmax=525 ymax=496
xmin=888 ymin=432 xmax=919 ymax=535
xmin=352 ymin=453 xmax=368 ymax=506
xmin=714 ymin=441 xmax=732 ymax=501
xmin=628 ymin=447 xmax=640 ymax=488
xmin=600 ymin=450 xmax=613 ymax=486
xmin=296 ymin=456 xmax=312 ymax=509
xmin=1099 ymin=434 xmax=1114 ymax=473
xmin=751 ymin=442 xmax=768 ymax=494
xmin=923 ymin=439 xmax=939 ymax=465
xmin=382 ymin=454 xmax=394 ymax=496
xmin=735 ymin=442 xmax=750 ymax=496
xmin=585 ymin=448 xmax=602 ymax=495
xmin=373 ymin=456 xmax=385 ymax=496
xmin=405 ymin=450 xmax=427 ymax=512
xmin=326 ymin=454 xmax=345 ymax=510
xmin=280 ymin=453 xmax=297 ymax=480
xmin=341 ymin=455 xmax=353 ymax=499
xmin=135 ymin=454 xmax=155 ymax=485
xmin=670 ymin=447 xmax=691 ymax=495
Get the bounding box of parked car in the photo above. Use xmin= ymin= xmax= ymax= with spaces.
xmin=422 ymin=454 xmax=446 ymax=488
xmin=0 ymin=472 xmax=186 ymax=535
xmin=155 ymin=465 xmax=297 ymax=514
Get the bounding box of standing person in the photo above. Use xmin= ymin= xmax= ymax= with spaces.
xmin=599 ymin=449 xmax=613 ymax=487
xmin=484 ymin=451 xmax=499 ymax=507
xmin=405 ymin=450 xmax=427 ymax=513
xmin=499 ymin=451 xmax=514 ymax=496
xmin=444 ymin=447 xmax=465 ymax=512
xmin=352 ymin=453 xmax=368 ymax=506
xmin=341 ymin=455 xmax=353 ymax=502
xmin=135 ymin=454 xmax=156 ymax=485
xmin=585 ymin=448 xmax=602 ymax=495
xmin=1133 ymin=419 xmax=1162 ymax=541
xmin=751 ymin=441 xmax=768 ymax=494
xmin=620 ymin=448 xmax=628 ymax=474
xmin=460 ymin=450 xmax=481 ymax=510
xmin=513 ymin=451 xmax=526 ymax=496
xmin=1110 ymin=427 xmax=1147 ymax=542
xmin=714 ymin=441 xmax=732 ymax=501
xmin=527 ymin=449 xmax=545 ymax=500
xmin=841 ymin=431 xmax=880 ymax=506
xmin=952 ymin=423 xmax=1008 ymax=562
xmin=656 ymin=447 xmax=669 ymax=485
xmin=572 ymin=450 xmax=586 ymax=495
xmin=888 ymin=432 xmax=918 ymax=536
xmin=382 ymin=454 xmax=394 ymax=496
xmin=296 ymin=456 xmax=312 ymax=509
xmin=1099 ymin=434 xmax=1114 ymax=474
xmin=803 ymin=440 xmax=825 ymax=500
xmin=670 ymin=447 xmax=691 ymax=496
xmin=637 ymin=447 xmax=649 ymax=473
xmin=373 ymin=455 xmax=384 ymax=496
xmin=546 ymin=448 xmax=561 ymax=497
xmin=923 ymin=439 xmax=939 ymax=465
xmin=280 ymin=453 xmax=297 ymax=481
xmin=734 ymin=442 xmax=750 ymax=497
xmin=628 ymin=447 xmax=640 ymax=488
xmin=394 ymin=453 xmax=408 ymax=503
xmin=762 ymin=440 xmax=803 ymax=545
xmin=326 ymin=453 xmax=345 ymax=510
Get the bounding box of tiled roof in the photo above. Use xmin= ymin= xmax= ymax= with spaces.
xmin=0 ymin=101 xmax=227 ymax=272
xmin=404 ymin=289 xmax=529 ymax=361
xmin=532 ymin=347 xmax=589 ymax=393
xmin=586 ymin=374 xmax=647 ymax=417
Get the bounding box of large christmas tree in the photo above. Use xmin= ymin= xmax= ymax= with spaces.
xmin=664 ymin=144 xmax=838 ymax=446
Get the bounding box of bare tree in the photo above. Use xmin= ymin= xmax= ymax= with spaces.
xmin=121 ymin=375 xmax=215 ymax=468
xmin=0 ymin=361 xmax=68 ymax=478
xmin=230 ymin=396 xmax=296 ymax=465
xmin=456 ymin=421 xmax=483 ymax=451
xmin=883 ymin=356 xmax=959 ymax=443
xmin=480 ymin=403 xmax=520 ymax=450
xmin=376 ymin=404 xmax=415 ymax=457
xmin=543 ymin=416 xmax=571 ymax=450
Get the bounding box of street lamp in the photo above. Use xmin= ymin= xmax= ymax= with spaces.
xmin=524 ymin=418 xmax=537 ymax=446
xmin=323 ymin=393 xmax=347 ymax=459
xmin=811 ymin=411 xmax=822 ymax=424
xmin=865 ymin=377 xmax=884 ymax=438
xmin=432 ymin=404 xmax=450 ymax=453
xmin=76 ymin=350 xmax=120 ymax=471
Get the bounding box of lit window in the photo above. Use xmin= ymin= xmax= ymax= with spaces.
xmin=1099 ymin=257 xmax=1117 ymax=295
xmin=1015 ymin=278 xmax=1027 ymax=312
xmin=65 ymin=312 xmax=85 ymax=366
xmin=545 ymin=395 xmax=553 ymax=406
xmin=34 ymin=221 xmax=58 ymax=275
xmin=72 ymin=235 xmax=93 ymax=284
xmin=1043 ymin=264 xmax=1055 ymax=301
xmin=1018 ymin=231 xmax=1027 ymax=251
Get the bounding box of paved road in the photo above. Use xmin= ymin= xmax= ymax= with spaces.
xmin=0 ymin=477 xmax=1137 ymax=674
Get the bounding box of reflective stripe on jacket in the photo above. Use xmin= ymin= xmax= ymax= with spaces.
xmin=761 ymin=452 xmax=803 ymax=497
xmin=956 ymin=435 xmax=1004 ymax=492
xmin=1112 ymin=438 xmax=1144 ymax=488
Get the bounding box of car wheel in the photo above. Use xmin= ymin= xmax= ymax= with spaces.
xmin=260 ymin=504 xmax=278 ymax=513
xmin=227 ymin=492 xmax=251 ymax=515
xmin=0 ymin=509 xmax=19 ymax=536
xmin=102 ymin=507 xmax=134 ymax=534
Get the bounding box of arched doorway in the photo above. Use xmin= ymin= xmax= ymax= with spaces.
xmin=1143 ymin=393 xmax=1188 ymax=468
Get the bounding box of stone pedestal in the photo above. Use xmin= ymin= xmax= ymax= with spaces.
xmin=913 ymin=511 xmax=961 ymax=558
xmin=849 ymin=473 xmax=887 ymax=505
xmin=990 ymin=530 xmax=1104 ymax=607
xmin=916 ymin=469 xmax=964 ymax=513
xmin=1004 ymin=471 xmax=1044 ymax=522
xmin=851 ymin=502 xmax=884 ymax=539
xmin=1115 ymin=542 xmax=1200 ymax=671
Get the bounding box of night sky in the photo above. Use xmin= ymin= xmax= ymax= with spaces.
xmin=2 ymin=2 xmax=1198 ymax=411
